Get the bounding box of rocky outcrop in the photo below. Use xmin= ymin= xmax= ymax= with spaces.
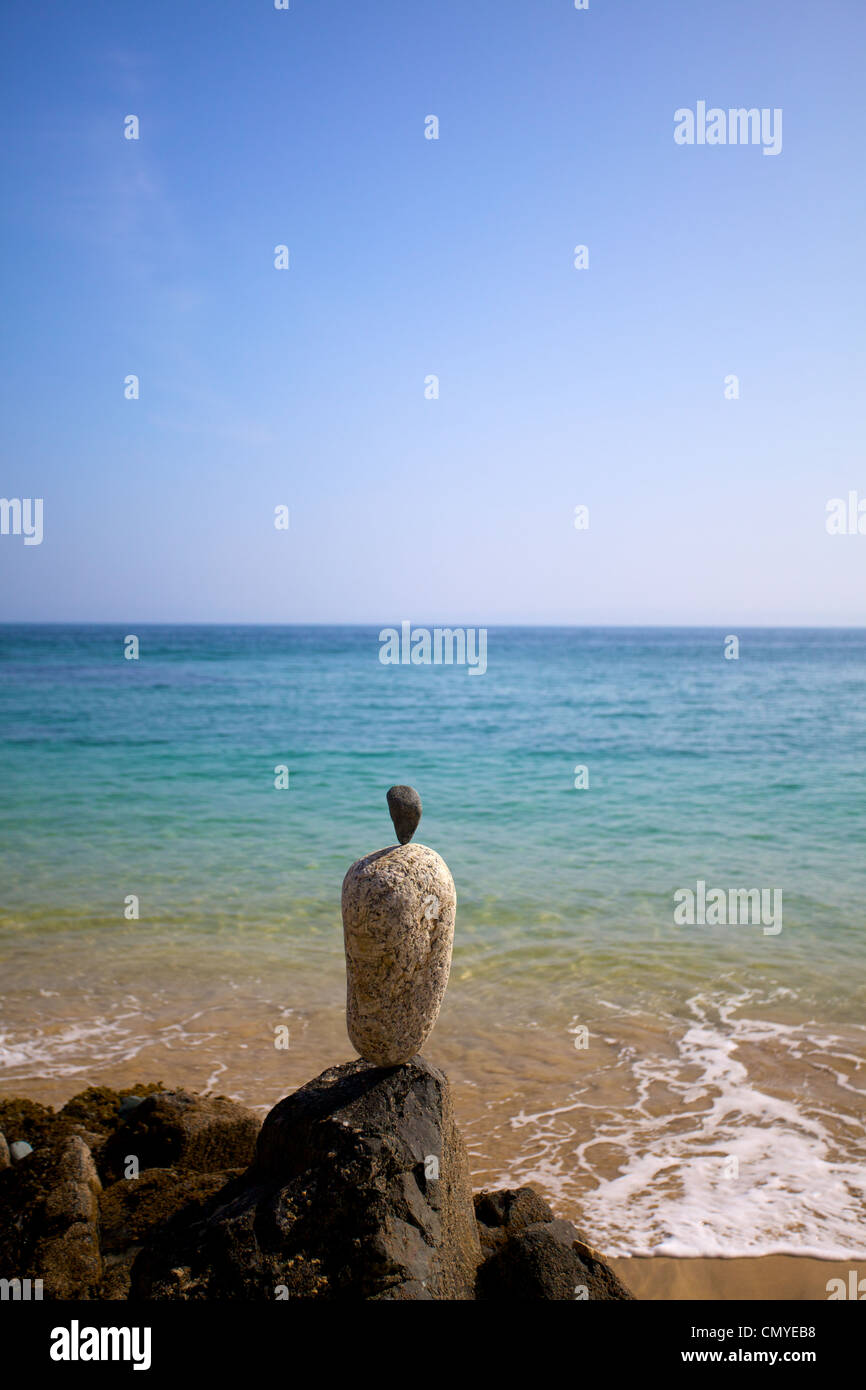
xmin=0 ymin=1073 xmax=634 ymax=1301
xmin=100 ymin=1090 xmax=259 ymax=1180
xmin=0 ymin=1134 xmax=103 ymax=1298
xmin=478 ymin=1216 xmax=635 ymax=1300
xmin=0 ymin=1082 xmax=252 ymax=1301
xmin=475 ymin=1184 xmax=563 ymax=1251
xmin=474 ymin=1184 xmax=633 ymax=1299
xmin=33 ymin=1136 xmax=103 ymax=1299
xmin=99 ymin=1168 xmax=240 ymax=1300
xmin=133 ymin=1057 xmax=482 ymax=1300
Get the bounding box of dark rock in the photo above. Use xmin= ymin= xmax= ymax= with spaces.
xmin=475 ymin=1185 xmax=555 ymax=1230
xmin=0 ymin=1083 xmax=166 ymax=1168
xmin=132 ymin=1058 xmax=482 ymax=1300
xmin=474 ymin=1185 xmax=558 ymax=1257
xmin=100 ymin=1090 xmax=260 ymax=1181
xmin=97 ymin=1167 xmax=240 ymax=1300
xmin=100 ymin=1260 xmax=138 ymax=1301
xmin=0 ymin=1084 xmax=256 ymax=1302
xmin=386 ymin=784 xmax=422 ymax=845
xmin=476 ymin=1216 xmax=634 ymax=1300
xmin=100 ymin=1167 xmax=241 ymax=1253
xmin=34 ymin=1136 xmax=103 ymax=1299
xmin=570 ymin=1233 xmax=636 ymax=1299
xmin=0 ymin=1097 xmax=57 ymax=1150
xmin=59 ymin=1083 xmax=165 ymax=1137
xmin=0 ymin=1134 xmax=103 ymax=1299
xmin=67 ymin=1127 xmax=105 ymax=1158
xmin=0 ymin=1081 xmax=635 ymax=1302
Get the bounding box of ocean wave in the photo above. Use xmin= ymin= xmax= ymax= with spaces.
xmin=489 ymin=990 xmax=866 ymax=1260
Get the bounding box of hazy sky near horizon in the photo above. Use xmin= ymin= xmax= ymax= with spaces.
xmin=1 ymin=0 xmax=864 ymax=625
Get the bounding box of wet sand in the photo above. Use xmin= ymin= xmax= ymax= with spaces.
xmin=610 ymin=1255 xmax=859 ymax=1301
xmin=2 ymin=929 xmax=865 ymax=1274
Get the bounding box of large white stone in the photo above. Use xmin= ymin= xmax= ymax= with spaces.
xmin=342 ymin=843 xmax=456 ymax=1066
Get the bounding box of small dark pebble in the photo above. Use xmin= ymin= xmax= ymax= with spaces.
xmin=386 ymin=785 xmax=422 ymax=845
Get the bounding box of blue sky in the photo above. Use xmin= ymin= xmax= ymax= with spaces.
xmin=1 ymin=0 xmax=864 ymax=624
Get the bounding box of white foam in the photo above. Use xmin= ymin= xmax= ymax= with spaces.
xmin=0 ymin=1005 xmax=227 ymax=1080
xmin=505 ymin=991 xmax=866 ymax=1259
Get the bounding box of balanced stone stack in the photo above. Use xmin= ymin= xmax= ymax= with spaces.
xmin=342 ymin=785 xmax=456 ymax=1066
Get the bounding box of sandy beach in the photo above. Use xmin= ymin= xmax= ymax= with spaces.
xmin=611 ymin=1255 xmax=858 ymax=1302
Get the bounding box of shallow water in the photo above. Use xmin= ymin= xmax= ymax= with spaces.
xmin=1 ymin=624 xmax=864 ymax=1258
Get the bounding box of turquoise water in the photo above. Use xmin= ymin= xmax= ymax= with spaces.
xmin=2 ymin=624 xmax=864 ymax=989
xmin=1 ymin=625 xmax=865 ymax=1258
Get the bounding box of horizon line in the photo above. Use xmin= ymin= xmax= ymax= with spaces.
xmin=1 ymin=621 xmax=865 ymax=632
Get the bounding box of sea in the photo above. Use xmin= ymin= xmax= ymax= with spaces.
xmin=1 ymin=624 xmax=864 ymax=1260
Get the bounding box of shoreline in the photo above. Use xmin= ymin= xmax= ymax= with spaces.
xmin=0 ymin=1076 xmax=638 ymax=1301
xmin=3 ymin=1080 xmax=862 ymax=1301
xmin=610 ymin=1255 xmax=859 ymax=1302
